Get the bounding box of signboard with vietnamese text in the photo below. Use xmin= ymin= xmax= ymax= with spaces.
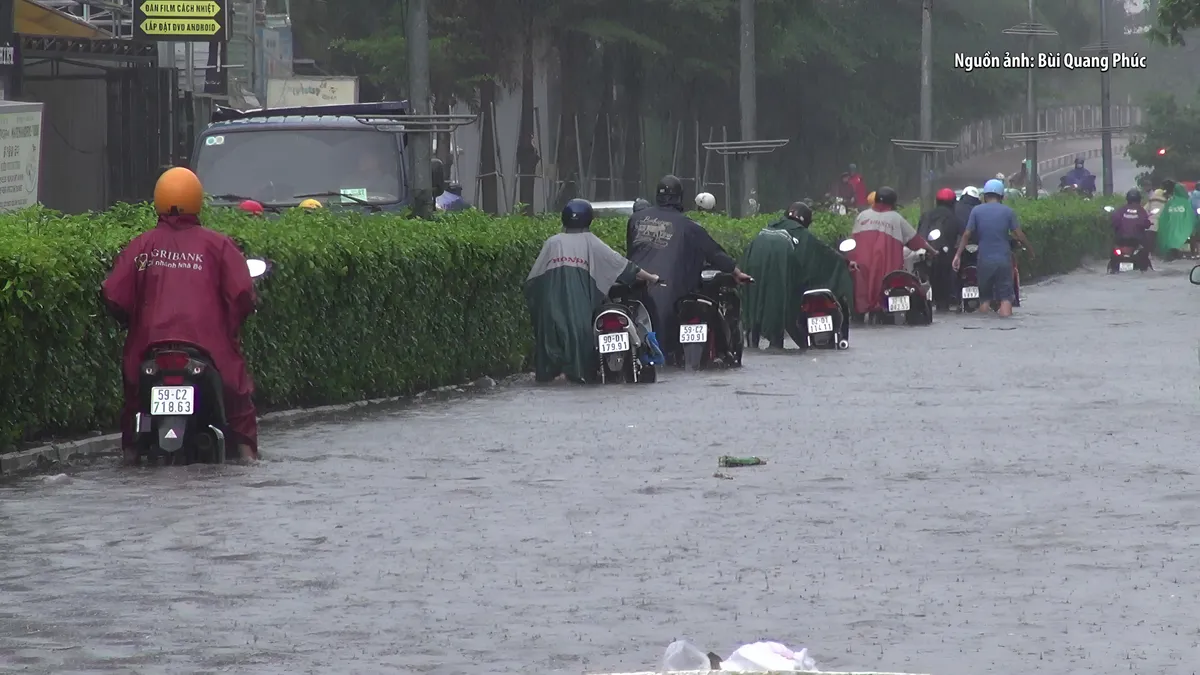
xmin=0 ymin=102 xmax=42 ymax=212
xmin=266 ymin=77 xmax=358 ymax=108
xmin=133 ymin=0 xmax=228 ymax=42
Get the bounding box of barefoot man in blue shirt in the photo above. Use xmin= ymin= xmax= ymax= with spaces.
xmin=952 ymin=179 xmax=1035 ymax=317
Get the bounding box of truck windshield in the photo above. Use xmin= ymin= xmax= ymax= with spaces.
xmin=194 ymin=128 xmax=405 ymax=206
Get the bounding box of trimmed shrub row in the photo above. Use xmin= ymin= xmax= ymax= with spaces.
xmin=0 ymin=196 xmax=1119 ymax=449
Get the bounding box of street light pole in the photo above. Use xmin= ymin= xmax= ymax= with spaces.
xmin=738 ymin=0 xmax=758 ymax=217
xmin=920 ymin=0 xmax=933 ymax=212
xmin=1099 ymin=0 xmax=1113 ymax=196
xmin=1004 ymin=10 xmax=1057 ymax=199
xmin=406 ymin=0 xmax=434 ymax=218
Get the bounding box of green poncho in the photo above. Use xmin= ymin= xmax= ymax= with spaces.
xmin=1156 ymin=183 xmax=1197 ymax=255
xmin=524 ymin=231 xmax=639 ymax=383
xmin=740 ymin=218 xmax=854 ymax=346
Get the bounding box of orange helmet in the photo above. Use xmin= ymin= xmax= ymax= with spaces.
xmin=154 ymin=167 xmax=204 ymax=215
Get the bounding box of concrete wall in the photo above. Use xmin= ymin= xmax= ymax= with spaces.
xmin=21 ymin=61 xmax=108 ymax=213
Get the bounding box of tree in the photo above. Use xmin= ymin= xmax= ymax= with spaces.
xmin=1150 ymin=0 xmax=1200 ymax=44
xmin=1126 ymin=93 xmax=1200 ymax=180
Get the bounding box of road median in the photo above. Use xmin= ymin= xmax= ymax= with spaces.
xmin=0 ymin=197 xmax=1119 ymax=459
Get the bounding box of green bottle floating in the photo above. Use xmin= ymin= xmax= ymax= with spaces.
xmin=718 ymin=456 xmax=765 ymax=467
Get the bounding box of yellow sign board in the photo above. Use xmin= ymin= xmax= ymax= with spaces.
xmin=139 ymin=1 xmax=220 ymax=17
xmin=139 ymin=18 xmax=220 ymax=35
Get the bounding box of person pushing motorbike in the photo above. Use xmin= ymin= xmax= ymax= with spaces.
xmin=846 ymin=186 xmax=938 ymax=317
xmin=526 ymin=199 xmax=661 ymax=383
xmin=951 ymin=179 xmax=1034 ymax=317
xmin=627 ymin=175 xmax=751 ymax=363
xmin=741 ymin=201 xmax=854 ymax=348
xmin=917 ymin=188 xmax=963 ymax=311
xmin=102 ymin=167 xmax=260 ymax=463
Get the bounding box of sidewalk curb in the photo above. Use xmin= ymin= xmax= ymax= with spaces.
xmin=0 ymin=376 xmax=506 ymax=478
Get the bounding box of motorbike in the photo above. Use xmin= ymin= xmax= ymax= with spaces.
xmin=131 ymin=258 xmax=271 ymax=465
xmin=675 ymin=268 xmax=751 ymax=370
xmin=594 ymin=278 xmax=665 ymax=384
xmin=1059 ymin=175 xmax=1096 ymax=198
xmin=875 ymin=250 xmax=933 ymax=325
xmin=797 ymin=289 xmax=849 ymax=349
xmin=1102 ymin=205 xmax=1152 ymax=273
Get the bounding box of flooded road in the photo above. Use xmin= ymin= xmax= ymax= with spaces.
xmin=3 ymin=260 xmax=1199 ymax=675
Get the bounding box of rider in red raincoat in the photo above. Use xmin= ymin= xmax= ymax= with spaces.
xmin=102 ymin=167 xmax=259 ymax=462
xmin=846 ymin=186 xmax=938 ymax=316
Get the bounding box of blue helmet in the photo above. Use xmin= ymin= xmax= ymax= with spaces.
xmin=562 ymin=198 xmax=593 ymax=229
xmin=983 ymin=178 xmax=1005 ymax=196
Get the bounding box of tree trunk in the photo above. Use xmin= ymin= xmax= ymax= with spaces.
xmin=553 ymin=34 xmax=582 ymax=206
xmin=589 ymin=50 xmax=616 ymax=201
xmin=517 ymin=33 xmax=537 ymax=215
xmin=619 ymin=48 xmax=643 ymax=199
xmin=479 ymin=79 xmax=498 ymax=213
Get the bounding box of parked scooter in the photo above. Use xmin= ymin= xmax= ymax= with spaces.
xmin=797 ymin=288 xmax=850 ymax=349
xmin=594 ymin=278 xmax=666 ymax=384
xmin=675 ymin=268 xmax=752 ymax=370
xmin=131 ymin=258 xmax=271 ymax=465
xmin=1102 ymin=205 xmax=1152 ymax=273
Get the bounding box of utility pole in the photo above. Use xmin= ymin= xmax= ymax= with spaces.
xmin=1099 ymin=0 xmax=1113 ymax=195
xmin=1003 ymin=7 xmax=1057 ymax=199
xmin=0 ymin=0 xmax=13 ymax=99
xmin=738 ymin=0 xmax=757 ymax=217
xmin=919 ymin=0 xmax=933 ymax=212
xmin=406 ymin=0 xmax=433 ymax=218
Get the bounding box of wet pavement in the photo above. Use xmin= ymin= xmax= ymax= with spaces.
xmin=3 ymin=259 xmax=1200 ymax=675
xmin=941 ymin=138 xmax=1123 ymax=188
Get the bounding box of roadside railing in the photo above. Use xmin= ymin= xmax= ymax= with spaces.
xmin=937 ymin=104 xmax=1143 ymax=171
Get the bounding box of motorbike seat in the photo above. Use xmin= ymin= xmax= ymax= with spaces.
xmin=143 ymin=343 xmax=216 ymax=366
xmin=803 ymin=288 xmax=834 ymax=297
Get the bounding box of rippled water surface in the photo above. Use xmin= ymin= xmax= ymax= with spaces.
xmin=3 ymin=262 xmax=1199 ymax=674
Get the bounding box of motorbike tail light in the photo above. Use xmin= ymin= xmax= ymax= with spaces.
xmin=802 ymin=295 xmax=838 ymax=312
xmin=598 ymin=314 xmax=627 ymax=332
xmin=962 ymin=267 xmax=977 ymax=285
xmin=154 ymin=351 xmax=189 ymax=371
xmin=162 ymin=375 xmax=185 ymax=385
xmin=883 ymin=274 xmax=913 ymax=290
xmin=1114 ymin=248 xmax=1122 ymax=256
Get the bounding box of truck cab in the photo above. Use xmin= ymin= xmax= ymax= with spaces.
xmin=192 ymin=101 xmax=443 ymax=213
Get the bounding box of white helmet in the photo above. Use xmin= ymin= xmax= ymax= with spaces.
xmin=962 ymin=186 xmax=980 ymax=199
xmin=695 ymin=192 xmax=716 ymax=210
xmin=995 ymin=172 xmax=1006 ymax=181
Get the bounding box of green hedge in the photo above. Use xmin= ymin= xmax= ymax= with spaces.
xmin=0 ymin=195 xmax=1118 ymax=449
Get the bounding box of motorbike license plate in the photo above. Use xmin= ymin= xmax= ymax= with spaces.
xmin=150 ymin=386 xmax=194 ymax=415
xmin=888 ymin=295 xmax=910 ymax=312
xmin=807 ymin=315 xmax=833 ymax=334
xmin=680 ymin=323 xmax=708 ymax=343
xmin=598 ymin=332 xmax=629 ymax=354
xmin=962 ymin=286 xmax=980 ymax=299
xmin=1118 ymin=262 xmax=1134 ymax=272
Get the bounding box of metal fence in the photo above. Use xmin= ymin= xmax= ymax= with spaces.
xmin=938 ymin=104 xmax=1143 ymax=171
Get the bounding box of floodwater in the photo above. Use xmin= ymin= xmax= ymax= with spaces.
xmin=3 ymin=260 xmax=1199 ymax=675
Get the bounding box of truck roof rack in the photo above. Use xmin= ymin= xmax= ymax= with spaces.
xmin=210 ymin=101 xmax=410 ymax=124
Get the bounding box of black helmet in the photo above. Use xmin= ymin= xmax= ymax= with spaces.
xmin=1125 ymin=188 xmax=1141 ymax=202
xmin=786 ymin=201 xmax=813 ymax=227
xmin=875 ymin=186 xmax=898 ymax=206
xmin=447 ymin=182 xmax=463 ymax=196
xmin=656 ymin=174 xmax=684 ymax=208
xmin=561 ymin=198 xmax=593 ymax=230
xmin=633 ymin=198 xmax=651 ymax=212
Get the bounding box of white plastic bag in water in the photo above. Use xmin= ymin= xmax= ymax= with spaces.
xmin=662 ymin=639 xmax=711 ymax=671
xmin=721 ymin=641 xmax=818 ymax=671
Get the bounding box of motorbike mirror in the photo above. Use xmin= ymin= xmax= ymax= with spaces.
xmin=1103 ymin=205 xmax=1115 ymax=212
xmin=928 ymin=229 xmax=941 ymax=241
xmin=247 ymin=258 xmax=269 ymax=278
xmin=838 ymin=239 xmax=857 ymax=252
xmin=1191 ymin=265 xmax=1200 ymax=285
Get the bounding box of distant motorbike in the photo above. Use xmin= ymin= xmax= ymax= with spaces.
xmin=594 ymin=278 xmax=665 ymax=384
xmin=1059 ymin=175 xmax=1096 ymax=198
xmin=675 ymin=268 xmax=751 ymax=370
xmin=131 ymin=258 xmax=271 ymax=465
